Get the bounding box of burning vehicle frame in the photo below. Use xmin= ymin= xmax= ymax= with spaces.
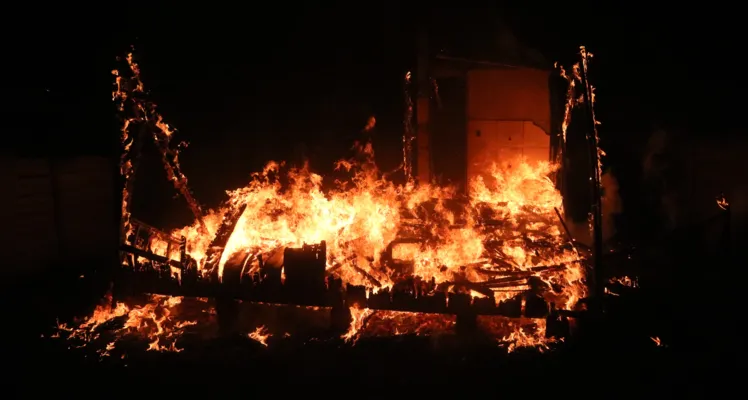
xmin=111 ymin=45 xmax=613 ymax=346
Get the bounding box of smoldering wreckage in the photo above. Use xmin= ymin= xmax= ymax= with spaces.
xmin=48 ymin=46 xmax=686 ymax=361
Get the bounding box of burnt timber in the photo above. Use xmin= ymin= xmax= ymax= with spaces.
xmin=114 ymin=265 xmax=574 ymax=320
xmin=117 ymin=236 xmax=582 ymax=322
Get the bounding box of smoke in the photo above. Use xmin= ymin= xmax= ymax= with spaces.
xmin=641 ymin=129 xmax=677 ymax=231
xmin=565 ymin=169 xmax=623 ymax=246
xmin=642 ymin=129 xmax=669 ymax=180
xmin=601 ymin=170 xmax=622 ymax=241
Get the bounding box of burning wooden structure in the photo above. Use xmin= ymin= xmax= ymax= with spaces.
xmin=111 ymin=40 xmax=611 ymax=345
xmin=115 ymin=235 xmax=573 ymax=339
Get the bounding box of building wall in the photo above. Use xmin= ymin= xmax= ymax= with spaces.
xmin=465 ymin=68 xmax=551 ymax=188
xmin=0 ymin=156 xmax=118 ymax=276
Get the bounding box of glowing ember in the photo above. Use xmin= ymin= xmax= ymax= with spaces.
xmin=610 ymin=276 xmax=638 ymax=288
xmin=650 ymin=336 xmax=665 ymax=347
xmin=248 ymin=325 xmax=270 ymax=347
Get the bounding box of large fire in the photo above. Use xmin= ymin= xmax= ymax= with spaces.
xmin=54 ymin=50 xmax=592 ymax=355
xmin=176 ymin=145 xmax=584 ymax=306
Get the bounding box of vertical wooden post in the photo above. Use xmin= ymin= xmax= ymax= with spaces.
xmin=403 ymin=72 xmax=415 ymax=183
xmin=416 ymin=28 xmax=431 ymax=184
xmin=578 ymin=46 xmax=605 ymax=311
xmin=120 ymin=126 xmax=147 ymax=246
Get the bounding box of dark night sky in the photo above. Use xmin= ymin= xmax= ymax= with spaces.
xmin=3 ymin=4 xmax=744 ymax=229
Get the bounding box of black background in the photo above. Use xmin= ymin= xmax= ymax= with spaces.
xmin=6 ymin=5 xmax=743 ymax=231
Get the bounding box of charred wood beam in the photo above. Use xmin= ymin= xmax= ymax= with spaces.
xmin=120 ymin=126 xmax=148 ymax=245
xmin=115 ymin=52 xmax=209 ymax=238
xmin=152 ymin=135 xmax=208 ymax=236
xmin=114 ymin=265 xmax=576 ymax=317
xmin=326 ymin=259 xmax=384 ymax=288
xmin=352 ymin=264 xmax=382 ymax=288
xmin=325 ymin=263 xmax=344 ymax=275
xmin=115 ymin=273 xmax=520 ymax=316
xmin=477 ymin=262 xmax=577 ymax=277
xmin=116 ymin=234 xmax=613 ymax=318
xmin=578 ymin=46 xmax=605 ymax=308
xmin=481 ymin=277 xmax=528 ymax=288
xmin=554 ymin=207 xmax=577 ymax=251
xmin=130 ymin=217 xmax=181 ymax=240
xmin=415 ymin=27 xmax=432 ymax=184
xmin=120 ymin=244 xmax=182 ymax=268
xmin=403 ymin=71 xmax=415 ymax=182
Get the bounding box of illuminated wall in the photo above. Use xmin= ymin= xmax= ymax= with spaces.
xmin=465 ymin=68 xmax=551 ymax=189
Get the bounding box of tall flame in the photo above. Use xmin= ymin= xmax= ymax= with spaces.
xmin=173 ymin=141 xmax=586 ymax=310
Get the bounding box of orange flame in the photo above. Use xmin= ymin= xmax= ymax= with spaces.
xmin=97 ymin=51 xmax=600 ymax=353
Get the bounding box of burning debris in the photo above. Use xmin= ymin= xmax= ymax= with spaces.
xmin=52 ymin=294 xmax=206 ymax=357
xmin=51 ymin=46 xmax=648 ymax=356
xmin=248 ymin=325 xmax=270 ymax=347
